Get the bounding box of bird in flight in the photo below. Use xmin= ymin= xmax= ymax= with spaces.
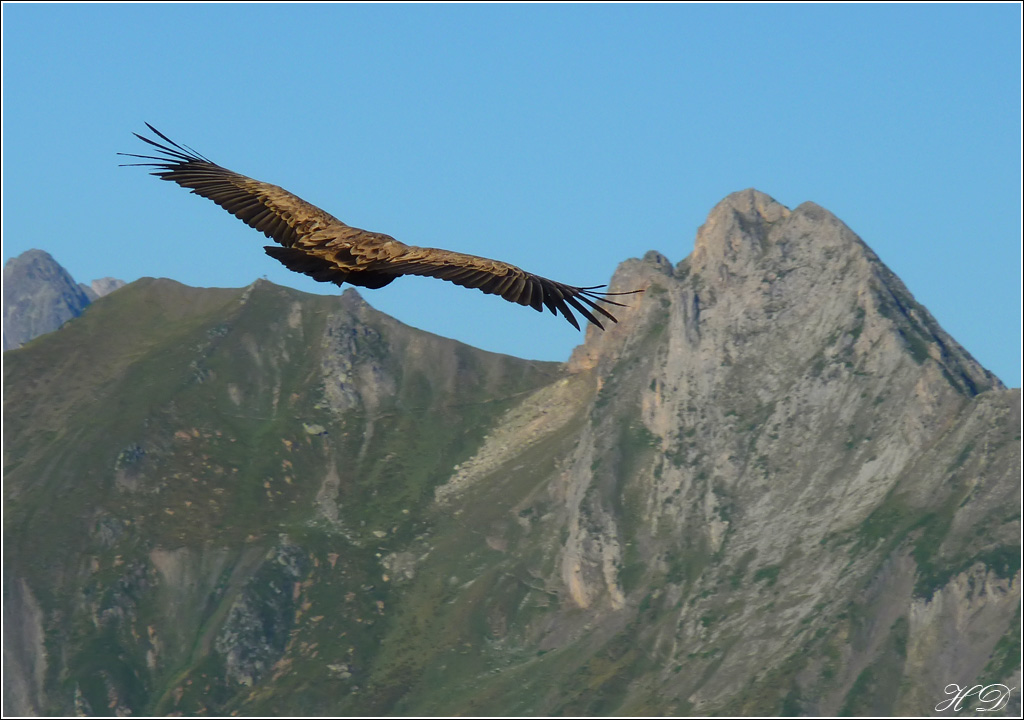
xmin=121 ymin=124 xmax=642 ymax=330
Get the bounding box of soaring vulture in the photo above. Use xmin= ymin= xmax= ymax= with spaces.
xmin=121 ymin=124 xmax=641 ymax=330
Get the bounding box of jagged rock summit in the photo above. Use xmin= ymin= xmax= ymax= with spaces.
xmin=3 ymin=191 xmax=1018 ymax=716
xmin=574 ymin=189 xmax=1000 ymax=399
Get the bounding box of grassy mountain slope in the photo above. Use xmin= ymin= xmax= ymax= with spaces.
xmin=4 ymin=277 xmax=562 ymax=716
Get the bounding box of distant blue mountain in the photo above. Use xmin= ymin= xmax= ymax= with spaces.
xmin=3 ymin=249 xmax=124 ymax=350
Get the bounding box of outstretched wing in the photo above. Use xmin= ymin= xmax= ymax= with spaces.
xmin=362 ymin=245 xmax=628 ymax=330
xmin=120 ymin=123 xmax=348 ymax=249
xmin=121 ymin=125 xmax=642 ymax=329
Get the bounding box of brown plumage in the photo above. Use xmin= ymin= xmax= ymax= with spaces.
xmin=120 ymin=124 xmax=642 ymax=330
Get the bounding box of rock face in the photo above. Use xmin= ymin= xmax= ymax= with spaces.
xmin=2 ymin=249 xmax=124 ymax=350
xmin=549 ymin=190 xmax=1017 ymax=715
xmin=3 ymin=191 xmax=1019 ymax=717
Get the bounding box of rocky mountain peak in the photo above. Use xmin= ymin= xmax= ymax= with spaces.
xmin=538 ymin=194 xmax=1016 ymax=713
xmin=572 ymin=190 xmax=1000 ymax=398
xmin=690 ymin=188 xmax=791 ymax=274
xmin=3 ymin=249 xmax=93 ymax=350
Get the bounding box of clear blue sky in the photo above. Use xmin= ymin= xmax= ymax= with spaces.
xmin=3 ymin=4 xmax=1021 ymax=386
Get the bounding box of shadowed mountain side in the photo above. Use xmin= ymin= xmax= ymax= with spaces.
xmin=3 ymin=190 xmax=1018 ymax=716
xmin=3 ymin=249 xmax=93 ymax=351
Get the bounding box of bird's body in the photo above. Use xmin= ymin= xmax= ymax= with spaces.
xmin=121 ymin=125 xmax=640 ymax=329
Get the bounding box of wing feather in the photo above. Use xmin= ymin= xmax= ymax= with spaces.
xmin=120 ymin=123 xmax=346 ymax=249
xmin=369 ymin=246 xmax=635 ymax=330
